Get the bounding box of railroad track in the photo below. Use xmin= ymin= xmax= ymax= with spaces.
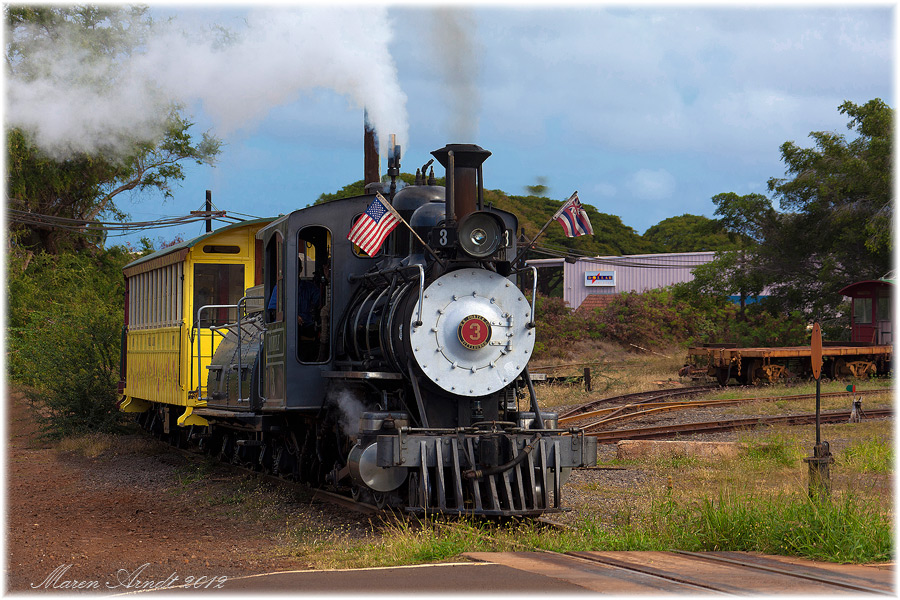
xmin=557 ymin=385 xmax=717 ymax=422
xmin=147 ymin=432 xmax=382 ymax=515
xmin=585 ymin=407 xmax=893 ymax=443
xmin=465 ymin=549 xmax=893 ymax=594
xmin=573 ymin=387 xmax=891 ymax=430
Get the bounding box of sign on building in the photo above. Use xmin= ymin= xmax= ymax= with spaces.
xmin=585 ymin=271 xmax=615 ymax=287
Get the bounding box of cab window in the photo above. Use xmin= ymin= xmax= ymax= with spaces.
xmin=296 ymin=226 xmax=331 ymax=363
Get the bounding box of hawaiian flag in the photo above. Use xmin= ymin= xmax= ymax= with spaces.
xmin=554 ymin=192 xmax=593 ymax=237
xmin=347 ymin=192 xmax=401 ymax=256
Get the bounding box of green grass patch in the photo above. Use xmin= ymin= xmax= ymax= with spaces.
xmin=741 ymin=433 xmax=804 ymax=467
xmin=284 ymin=492 xmax=891 ymax=568
xmin=839 ymin=435 xmax=893 ymax=473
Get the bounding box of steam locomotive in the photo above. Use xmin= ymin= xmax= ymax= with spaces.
xmin=122 ymin=142 xmax=597 ymax=516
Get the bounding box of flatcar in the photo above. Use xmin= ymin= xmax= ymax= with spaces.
xmin=681 ymin=278 xmax=893 ymax=385
xmin=120 ymin=141 xmax=597 ymax=516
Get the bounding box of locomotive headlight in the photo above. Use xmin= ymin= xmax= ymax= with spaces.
xmin=458 ymin=212 xmax=503 ymax=258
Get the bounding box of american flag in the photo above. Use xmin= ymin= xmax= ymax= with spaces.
xmin=347 ymin=193 xmax=401 ymax=256
xmin=554 ymin=192 xmax=593 ymax=237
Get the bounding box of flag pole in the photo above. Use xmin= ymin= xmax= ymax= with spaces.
xmin=511 ymin=191 xmax=578 ymax=268
xmin=376 ymin=193 xmax=446 ymax=268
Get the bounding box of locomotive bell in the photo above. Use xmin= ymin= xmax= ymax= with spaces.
xmin=431 ymin=143 xmax=491 ymax=222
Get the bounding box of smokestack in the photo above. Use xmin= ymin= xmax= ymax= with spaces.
xmin=364 ymin=109 xmax=380 ymax=189
xmin=431 ymin=143 xmax=491 ymax=222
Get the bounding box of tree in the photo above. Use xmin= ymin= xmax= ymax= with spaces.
xmin=642 ymin=214 xmax=739 ymax=253
xmin=769 ymin=99 xmax=892 ymax=257
xmin=762 ymin=98 xmax=893 ymax=320
xmin=682 ymin=100 xmax=893 ymax=323
xmin=6 ymin=5 xmax=221 ymax=252
xmin=7 ymin=243 xmax=133 ymax=436
xmin=701 ymin=193 xmax=777 ymax=312
xmin=524 ymin=176 xmax=548 ymax=197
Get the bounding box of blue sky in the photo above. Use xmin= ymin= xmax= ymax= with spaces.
xmin=93 ymin=6 xmax=894 ymax=247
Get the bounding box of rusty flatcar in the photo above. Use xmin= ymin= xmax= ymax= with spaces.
xmin=682 ymin=278 xmax=893 ymax=385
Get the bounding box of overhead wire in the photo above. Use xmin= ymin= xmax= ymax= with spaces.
xmin=527 ymin=242 xmax=717 ymax=269
xmin=6 ymin=207 xmax=227 ymax=237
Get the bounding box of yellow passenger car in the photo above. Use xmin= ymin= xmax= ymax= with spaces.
xmin=119 ymin=218 xmax=272 ymax=428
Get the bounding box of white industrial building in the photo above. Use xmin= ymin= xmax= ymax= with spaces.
xmin=527 ymin=252 xmax=717 ymax=311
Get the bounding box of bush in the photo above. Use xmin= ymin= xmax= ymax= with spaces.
xmin=532 ymin=289 xmax=807 ymax=359
xmin=7 ymin=245 xmax=132 ymax=437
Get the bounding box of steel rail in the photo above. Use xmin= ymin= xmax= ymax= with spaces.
xmin=674 ymin=551 xmax=894 ymax=596
xmin=143 ymin=431 xmax=381 ymax=516
xmin=563 ymin=552 xmax=733 ymax=594
xmin=576 ymin=388 xmax=891 ymax=430
xmin=557 ymin=385 xmax=717 ymax=422
xmin=585 ymin=408 xmax=893 ymax=442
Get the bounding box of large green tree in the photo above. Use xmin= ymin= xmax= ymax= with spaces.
xmin=6 ymin=5 xmax=220 ymax=252
xmin=761 ymin=99 xmax=893 ymax=320
xmin=687 ymin=100 xmax=893 ymax=323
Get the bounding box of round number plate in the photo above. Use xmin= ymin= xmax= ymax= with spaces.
xmin=458 ymin=314 xmax=492 ymax=350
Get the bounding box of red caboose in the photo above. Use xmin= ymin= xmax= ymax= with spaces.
xmin=839 ymin=278 xmax=893 ymax=344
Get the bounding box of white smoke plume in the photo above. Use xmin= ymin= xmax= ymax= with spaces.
xmin=7 ymin=7 xmax=408 ymax=160
xmin=328 ymin=386 xmax=368 ymax=440
xmin=431 ymin=8 xmax=480 ymax=142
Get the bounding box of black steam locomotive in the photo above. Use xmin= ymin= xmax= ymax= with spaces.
xmin=126 ymin=142 xmax=597 ymax=516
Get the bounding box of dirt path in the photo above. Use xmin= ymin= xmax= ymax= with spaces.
xmin=5 ymin=389 xmax=320 ymax=592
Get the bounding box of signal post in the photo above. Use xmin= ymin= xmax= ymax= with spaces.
xmin=803 ymin=323 xmax=833 ymax=498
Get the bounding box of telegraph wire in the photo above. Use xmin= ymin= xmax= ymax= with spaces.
xmin=528 ymin=243 xmax=720 ymax=269
xmin=7 ymin=207 xmax=228 ymax=236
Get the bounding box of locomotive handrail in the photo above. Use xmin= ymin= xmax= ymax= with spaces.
xmin=526 ymin=266 xmax=537 ymax=328
xmin=236 ymin=295 xmax=264 ymax=404
xmin=413 ymin=263 xmax=425 ymax=327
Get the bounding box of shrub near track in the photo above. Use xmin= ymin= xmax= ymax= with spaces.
xmin=532 ymin=290 xmax=806 ymax=359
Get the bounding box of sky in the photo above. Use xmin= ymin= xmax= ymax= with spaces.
xmin=7 ymin=4 xmax=895 ymax=248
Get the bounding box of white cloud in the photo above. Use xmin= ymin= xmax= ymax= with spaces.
xmin=628 ymin=169 xmax=676 ymax=201
xmin=593 ymin=182 xmax=617 ymax=198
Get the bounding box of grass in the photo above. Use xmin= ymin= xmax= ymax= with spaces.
xmin=534 ymin=341 xmax=685 ymax=411
xmin=839 ymin=435 xmax=893 ymax=473
xmin=281 ymin=490 xmax=892 ymax=568
xmin=55 ymin=432 xmax=164 ymax=459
